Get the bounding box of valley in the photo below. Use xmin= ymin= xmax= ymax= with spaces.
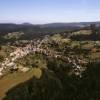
xmin=0 ymin=24 xmax=100 ymax=100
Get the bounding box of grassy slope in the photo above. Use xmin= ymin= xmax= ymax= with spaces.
xmin=0 ymin=69 xmax=35 ymax=100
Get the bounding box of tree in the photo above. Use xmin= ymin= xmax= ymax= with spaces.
xmin=0 ymin=55 xmax=4 ymax=62
xmin=90 ymin=24 xmax=96 ymax=33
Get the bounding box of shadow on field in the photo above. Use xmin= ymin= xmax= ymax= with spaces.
xmin=3 ymin=62 xmax=100 ymax=100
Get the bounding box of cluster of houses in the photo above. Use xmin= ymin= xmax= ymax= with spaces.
xmin=0 ymin=38 xmax=88 ymax=78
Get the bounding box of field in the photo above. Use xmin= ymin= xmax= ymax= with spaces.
xmin=0 ymin=69 xmax=38 ymax=100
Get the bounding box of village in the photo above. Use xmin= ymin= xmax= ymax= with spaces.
xmin=0 ymin=35 xmax=89 ymax=78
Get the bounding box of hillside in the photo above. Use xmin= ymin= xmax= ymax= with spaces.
xmin=0 ymin=26 xmax=100 ymax=100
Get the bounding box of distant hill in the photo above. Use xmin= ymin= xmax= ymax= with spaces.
xmin=0 ymin=21 xmax=100 ymax=39
xmin=0 ymin=21 xmax=100 ymax=33
xmin=40 ymin=21 xmax=100 ymax=28
xmin=0 ymin=23 xmax=39 ymax=33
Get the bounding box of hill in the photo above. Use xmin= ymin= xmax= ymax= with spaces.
xmin=1 ymin=21 xmax=100 ymax=33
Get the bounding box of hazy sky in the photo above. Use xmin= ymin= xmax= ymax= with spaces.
xmin=0 ymin=0 xmax=100 ymax=24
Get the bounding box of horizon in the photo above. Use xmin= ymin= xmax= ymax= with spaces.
xmin=0 ymin=20 xmax=100 ymax=25
xmin=0 ymin=0 xmax=100 ymax=24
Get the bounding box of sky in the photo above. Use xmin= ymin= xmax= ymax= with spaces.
xmin=0 ymin=0 xmax=100 ymax=24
